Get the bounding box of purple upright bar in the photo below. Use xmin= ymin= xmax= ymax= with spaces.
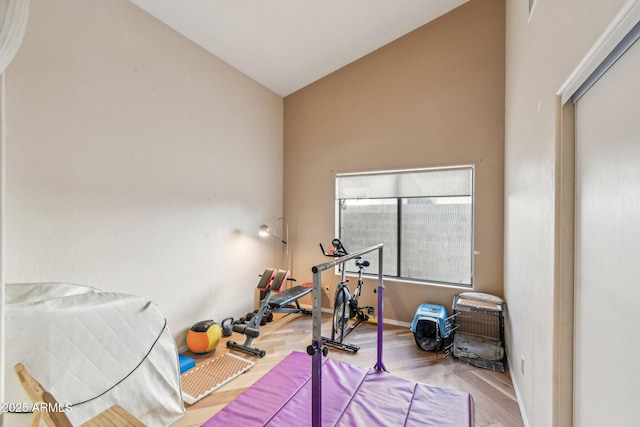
xmin=374 ymin=245 xmax=387 ymax=372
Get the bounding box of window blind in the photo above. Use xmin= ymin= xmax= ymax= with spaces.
xmin=336 ymin=167 xmax=472 ymax=200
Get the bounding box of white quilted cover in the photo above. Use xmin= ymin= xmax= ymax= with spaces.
xmin=4 ymin=282 xmax=184 ymax=426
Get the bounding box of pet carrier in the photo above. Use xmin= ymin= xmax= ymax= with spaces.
xmin=452 ymin=292 xmax=505 ymax=371
xmin=410 ymin=303 xmax=453 ymax=352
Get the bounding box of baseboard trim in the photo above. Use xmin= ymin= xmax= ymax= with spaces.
xmin=305 ymin=304 xmax=411 ymax=328
xmin=507 ymin=354 xmax=531 ymax=427
xmin=176 ymin=306 xmax=412 ymax=354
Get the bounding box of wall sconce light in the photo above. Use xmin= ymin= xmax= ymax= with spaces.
xmin=259 ymin=217 xmax=289 ymax=273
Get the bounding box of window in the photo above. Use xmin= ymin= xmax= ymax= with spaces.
xmin=336 ymin=166 xmax=474 ymax=286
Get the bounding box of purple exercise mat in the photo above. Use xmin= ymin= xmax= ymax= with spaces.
xmin=203 ymin=351 xmax=472 ymax=426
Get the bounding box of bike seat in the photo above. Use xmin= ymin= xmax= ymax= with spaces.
xmin=355 ymin=258 xmax=370 ymax=268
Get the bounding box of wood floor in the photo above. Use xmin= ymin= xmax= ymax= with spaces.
xmin=172 ymin=313 xmax=524 ymax=427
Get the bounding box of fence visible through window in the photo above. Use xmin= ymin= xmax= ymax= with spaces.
xmin=336 ymin=166 xmax=474 ymax=286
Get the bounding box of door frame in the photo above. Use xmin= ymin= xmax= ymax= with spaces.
xmin=555 ymin=1 xmax=640 ymax=425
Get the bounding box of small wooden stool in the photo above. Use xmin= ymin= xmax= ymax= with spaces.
xmin=14 ymin=363 xmax=146 ymax=427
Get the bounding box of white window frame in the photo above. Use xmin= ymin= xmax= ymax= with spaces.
xmin=335 ymin=165 xmax=475 ymax=287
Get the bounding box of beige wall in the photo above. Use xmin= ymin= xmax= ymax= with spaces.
xmin=4 ymin=0 xmax=283 ymax=346
xmin=7 ymin=1 xmax=633 ymax=424
xmin=505 ymin=0 xmax=629 ymax=425
xmin=283 ymin=0 xmax=505 ymax=322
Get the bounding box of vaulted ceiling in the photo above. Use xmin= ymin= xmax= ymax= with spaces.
xmin=129 ymin=0 xmax=469 ymax=96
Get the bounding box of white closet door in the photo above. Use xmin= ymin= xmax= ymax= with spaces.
xmin=574 ymin=39 xmax=640 ymax=426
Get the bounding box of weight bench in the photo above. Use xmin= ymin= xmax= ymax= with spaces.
xmin=227 ymin=269 xmax=312 ymax=357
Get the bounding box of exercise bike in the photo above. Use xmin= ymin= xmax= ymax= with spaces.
xmin=320 ymin=238 xmax=374 ymax=352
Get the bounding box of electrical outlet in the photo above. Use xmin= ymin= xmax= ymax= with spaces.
xmin=521 ymin=356 xmax=525 ymax=375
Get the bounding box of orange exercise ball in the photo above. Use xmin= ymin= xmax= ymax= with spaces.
xmin=186 ymin=320 xmax=222 ymax=354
